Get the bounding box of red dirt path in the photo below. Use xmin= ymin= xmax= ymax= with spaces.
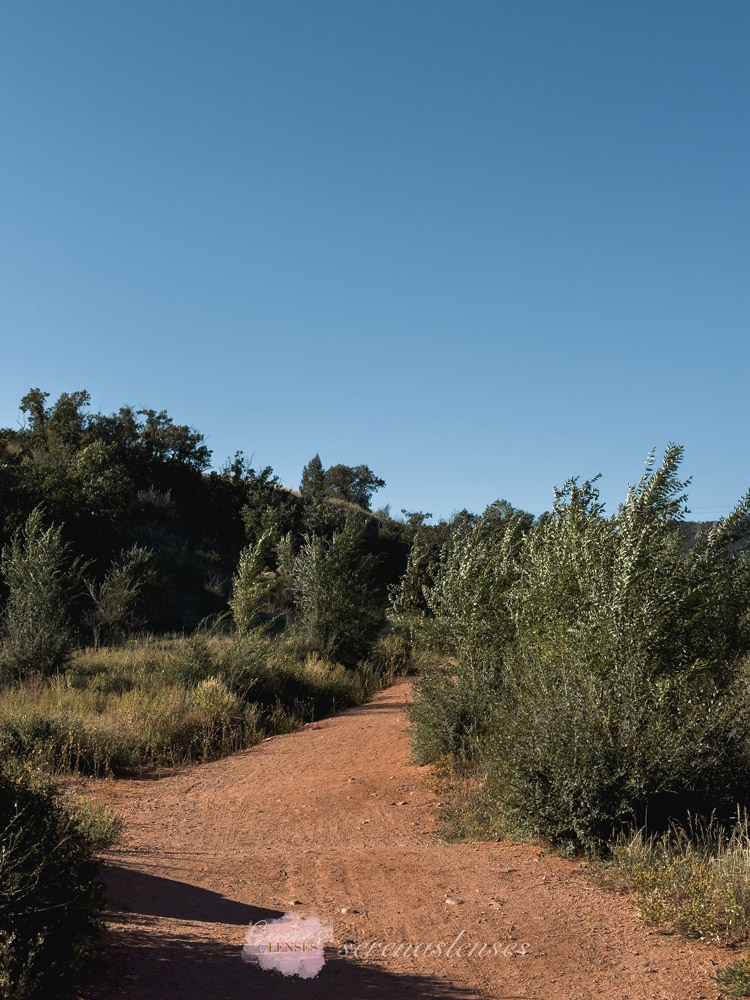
xmin=77 ymin=679 xmax=726 ymax=999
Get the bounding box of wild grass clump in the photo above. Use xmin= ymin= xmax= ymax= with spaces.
xmin=0 ymin=761 xmax=118 ymax=1000
xmin=0 ymin=629 xmax=391 ymax=777
xmin=357 ymin=634 xmax=413 ymax=691
xmin=609 ymin=814 xmax=750 ymax=944
xmin=0 ymin=667 xmax=261 ymax=776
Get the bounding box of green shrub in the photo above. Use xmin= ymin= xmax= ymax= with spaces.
xmin=491 ymin=650 xmax=750 ymax=852
xmin=84 ymin=545 xmax=152 ymax=649
xmin=716 ymin=955 xmax=750 ymax=996
xmin=0 ymin=763 xmax=109 ymax=999
xmin=0 ymin=509 xmax=79 ymax=678
xmin=163 ymin=629 xmax=219 ymax=688
xmin=410 ymin=447 xmax=750 ymax=853
xmin=293 ymin=520 xmax=384 ymax=666
xmin=229 ymin=531 xmax=275 ymax=635
xmin=410 ymin=663 xmax=501 ymax=767
xmin=416 ymin=500 xmax=530 ymax=665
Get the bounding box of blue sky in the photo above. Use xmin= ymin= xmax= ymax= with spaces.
xmin=1 ymin=0 xmax=748 ymax=520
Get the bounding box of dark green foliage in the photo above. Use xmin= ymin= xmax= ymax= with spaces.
xmin=84 ymin=545 xmax=152 ymax=649
xmin=0 ymin=763 xmax=107 ymax=999
xmin=1 ymin=391 xmax=224 ymax=632
xmin=410 ymin=663 xmax=501 ymax=767
xmin=240 ymin=463 xmax=302 ymax=550
xmin=163 ymin=630 xmax=225 ymax=689
xmin=716 ymin=956 xmax=750 ymax=995
xmin=300 ymin=455 xmax=385 ymax=510
xmin=494 ymin=651 xmax=750 ymax=852
xmin=293 ymin=519 xmax=385 ymax=666
xmin=0 ymin=389 xmax=414 ymax=638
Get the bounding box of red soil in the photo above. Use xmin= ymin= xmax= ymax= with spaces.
xmin=77 ymin=680 xmax=726 ymax=999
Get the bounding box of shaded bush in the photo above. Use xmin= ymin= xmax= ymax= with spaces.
xmin=0 ymin=763 xmax=111 ymax=999
xmin=490 ymin=651 xmax=750 ymax=852
xmin=410 ymin=663 xmax=501 ymax=768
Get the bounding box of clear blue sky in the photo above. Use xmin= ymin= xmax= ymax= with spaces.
xmin=1 ymin=1 xmax=748 ymax=521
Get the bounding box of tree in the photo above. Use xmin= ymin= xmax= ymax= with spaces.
xmin=293 ymin=519 xmax=384 ymax=665
xmin=300 ymin=454 xmax=325 ymax=497
xmin=19 ymin=388 xmax=51 ymax=438
xmin=241 ymin=466 xmax=300 ymax=548
xmin=323 ymin=464 xmax=385 ymax=509
xmin=0 ymin=508 xmax=80 ymax=676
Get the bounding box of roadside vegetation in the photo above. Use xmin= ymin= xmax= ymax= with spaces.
xmin=0 ymin=391 xmax=418 ymax=780
xmin=395 ymin=445 xmax=750 ymax=976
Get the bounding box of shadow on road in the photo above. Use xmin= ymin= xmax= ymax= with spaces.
xmin=81 ymin=925 xmax=490 ymax=1000
xmin=102 ymin=865 xmax=282 ymax=925
xmin=81 ymin=866 xmax=492 ymax=1000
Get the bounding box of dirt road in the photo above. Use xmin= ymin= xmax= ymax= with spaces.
xmin=79 ymin=680 xmax=725 ymax=999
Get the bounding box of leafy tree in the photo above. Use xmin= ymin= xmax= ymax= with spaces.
xmin=390 ymin=508 xmax=489 ymax=634
xmin=136 ymin=408 xmax=211 ymax=472
xmin=19 ymin=388 xmax=51 ymax=438
xmin=241 ymin=466 xmax=301 ymax=549
xmin=0 ymin=508 xmax=81 ymax=676
xmin=0 ymin=389 xmax=401 ymax=636
xmin=293 ymin=519 xmax=384 ymax=665
xmin=323 ymin=464 xmax=385 ymax=509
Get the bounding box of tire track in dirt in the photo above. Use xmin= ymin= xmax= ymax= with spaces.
xmin=78 ymin=681 xmax=725 ymax=1000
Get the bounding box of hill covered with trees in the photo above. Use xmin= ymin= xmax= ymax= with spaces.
xmin=0 ymin=388 xmax=433 ymax=645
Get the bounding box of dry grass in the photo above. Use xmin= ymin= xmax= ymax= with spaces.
xmin=608 ymin=812 xmax=750 ymax=945
xmin=0 ymin=634 xmax=380 ymax=777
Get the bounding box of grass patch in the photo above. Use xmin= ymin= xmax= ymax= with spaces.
xmin=0 ymin=632 xmax=404 ymax=777
xmin=607 ymin=813 xmax=750 ymax=944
